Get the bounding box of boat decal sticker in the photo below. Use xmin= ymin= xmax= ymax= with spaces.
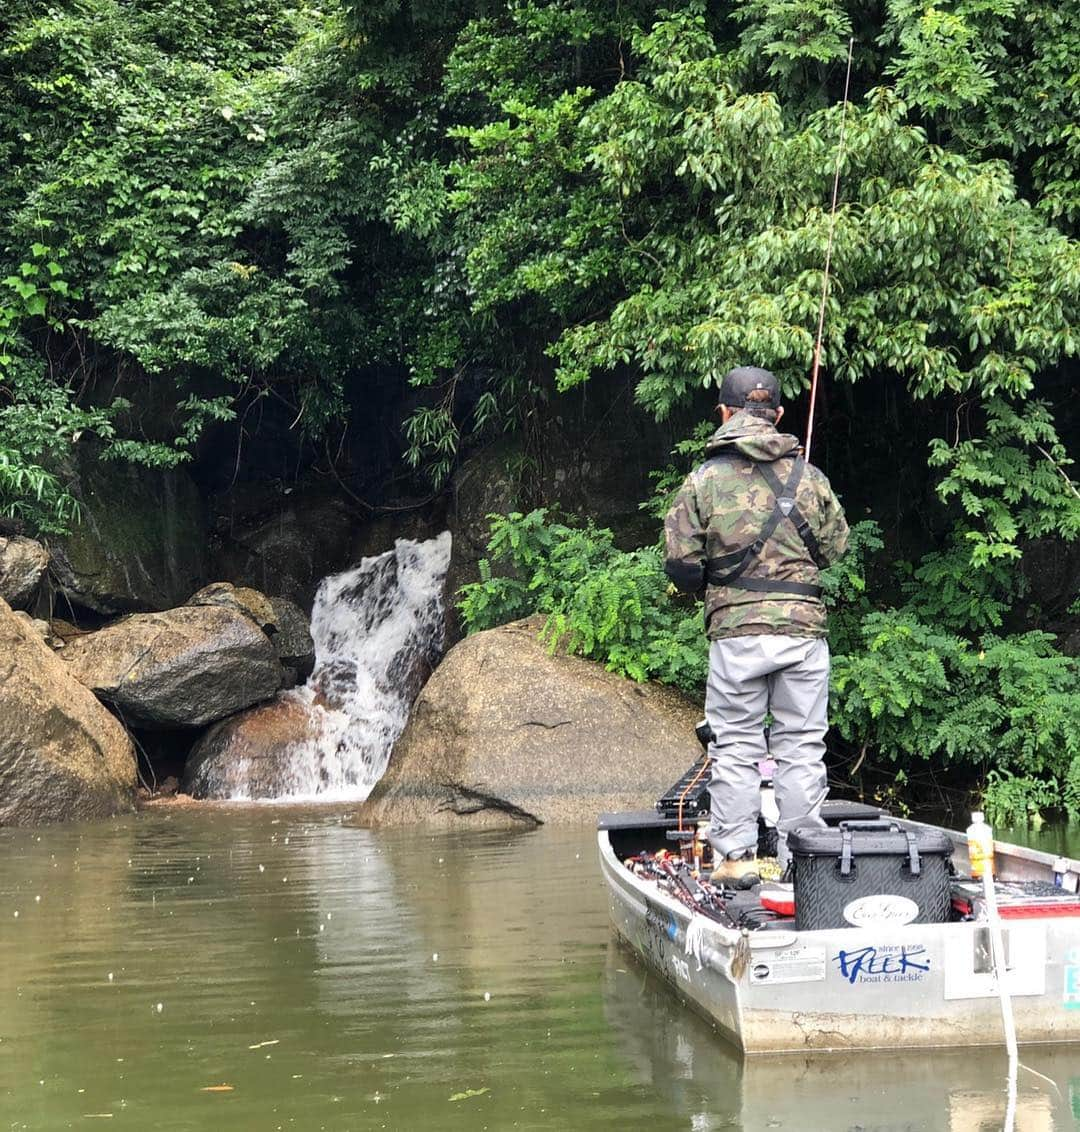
xmin=832 ymin=943 xmax=929 ymax=985
xmin=842 ymin=894 xmax=919 ymax=928
xmin=944 ymin=923 xmax=1046 ymax=1000
xmin=670 ymin=955 xmax=691 ymax=983
xmin=641 ymin=902 xmax=680 ymax=975
xmin=645 ymin=903 xmax=678 ymax=941
xmin=749 ymin=946 xmax=826 ymax=985
xmin=1064 ymin=963 xmax=1080 ymax=1010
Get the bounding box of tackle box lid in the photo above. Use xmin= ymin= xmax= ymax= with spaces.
xmin=820 ymin=799 xmax=885 ymax=824
xmin=790 ymin=820 xmax=953 ymax=858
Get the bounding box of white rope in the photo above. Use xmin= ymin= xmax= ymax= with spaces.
xmin=981 ymin=865 xmax=1018 ymax=1131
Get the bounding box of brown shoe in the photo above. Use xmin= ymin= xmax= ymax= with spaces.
xmin=710 ymin=850 xmax=760 ymax=890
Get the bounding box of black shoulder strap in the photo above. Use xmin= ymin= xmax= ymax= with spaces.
xmin=756 ymin=461 xmax=827 ymax=570
xmin=705 ymin=456 xmax=825 ymax=598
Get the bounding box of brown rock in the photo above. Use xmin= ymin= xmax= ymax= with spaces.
xmin=362 ymin=617 xmax=702 ymax=827
xmin=188 ymin=582 xmax=277 ymax=630
xmin=0 ymin=536 xmax=49 ymax=609
xmin=181 ymin=694 xmax=319 ymax=798
xmin=12 ymin=610 xmax=49 ymax=639
xmin=49 ymin=618 xmax=92 ymax=642
xmin=0 ymin=597 xmax=137 ymax=825
xmin=60 ymin=605 xmax=281 ymax=728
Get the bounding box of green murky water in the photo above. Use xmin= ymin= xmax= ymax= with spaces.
xmin=1 ymin=809 xmax=1079 ymax=1131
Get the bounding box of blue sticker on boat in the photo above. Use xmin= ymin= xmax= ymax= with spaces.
xmin=832 ymin=943 xmax=929 ymax=985
xmin=1064 ymin=965 xmax=1080 ymax=1010
xmin=644 ymin=904 xmax=678 ymax=941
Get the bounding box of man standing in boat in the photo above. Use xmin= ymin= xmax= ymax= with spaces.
xmin=663 ymin=366 xmax=849 ymax=887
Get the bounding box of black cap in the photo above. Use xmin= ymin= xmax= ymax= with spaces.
xmin=717 ymin=366 xmax=781 ymax=409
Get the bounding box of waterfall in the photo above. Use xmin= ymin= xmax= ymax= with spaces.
xmin=231 ymin=532 xmax=452 ymax=801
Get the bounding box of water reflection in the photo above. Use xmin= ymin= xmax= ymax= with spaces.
xmin=0 ymin=811 xmax=1077 ymax=1130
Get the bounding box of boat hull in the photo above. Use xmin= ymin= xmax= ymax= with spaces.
xmin=599 ymin=822 xmax=1080 ymax=1054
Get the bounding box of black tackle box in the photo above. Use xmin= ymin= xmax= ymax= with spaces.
xmin=790 ymin=820 xmax=953 ymax=931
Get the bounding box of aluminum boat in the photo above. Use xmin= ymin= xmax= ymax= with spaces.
xmin=598 ymin=805 xmax=1080 ymax=1054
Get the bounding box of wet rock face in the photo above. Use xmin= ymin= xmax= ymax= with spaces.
xmin=182 ymin=695 xmax=320 ymax=799
xmin=48 ymin=450 xmax=207 ymax=615
xmin=59 ymin=605 xmax=281 ymax=729
xmin=0 ymin=598 xmax=137 ymax=825
xmin=362 ymin=616 xmax=702 ymax=828
xmin=267 ymin=596 xmax=315 ymax=679
xmin=210 ymin=490 xmax=355 ymax=612
xmin=0 ymin=536 xmax=49 ymax=609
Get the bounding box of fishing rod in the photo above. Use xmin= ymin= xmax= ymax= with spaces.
xmin=804 ymin=37 xmax=856 ymax=464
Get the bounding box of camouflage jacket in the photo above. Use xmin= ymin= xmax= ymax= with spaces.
xmin=663 ymin=411 xmax=849 ymax=640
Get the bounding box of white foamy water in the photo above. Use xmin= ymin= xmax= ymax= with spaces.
xmin=220 ymin=532 xmax=452 ymax=802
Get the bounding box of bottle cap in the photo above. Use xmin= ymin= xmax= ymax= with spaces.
xmin=971 ymin=811 xmax=984 ymax=823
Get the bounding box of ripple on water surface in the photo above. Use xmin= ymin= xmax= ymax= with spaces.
xmin=1 ymin=810 xmax=1077 ymax=1131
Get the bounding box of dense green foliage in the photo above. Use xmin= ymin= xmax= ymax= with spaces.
xmin=1 ymin=0 xmax=1077 ymax=819
xmin=459 ymin=508 xmax=709 ymax=687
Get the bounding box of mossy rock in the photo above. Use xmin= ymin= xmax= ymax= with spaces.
xmin=47 ymin=447 xmax=207 ymax=615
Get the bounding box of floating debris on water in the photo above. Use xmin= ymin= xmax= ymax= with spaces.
xmin=449 ymin=1087 xmax=489 ymax=1102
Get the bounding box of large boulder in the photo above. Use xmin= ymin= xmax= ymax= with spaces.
xmin=0 ymin=536 xmax=49 ymax=609
xmin=186 ymin=583 xmax=314 ymax=678
xmin=182 ymin=693 xmax=319 ymax=799
xmin=0 ymin=598 xmax=137 ymax=824
xmin=48 ymin=447 xmax=206 ymax=614
xmin=59 ymin=605 xmax=281 ymax=728
xmin=362 ymin=617 xmax=703 ymax=827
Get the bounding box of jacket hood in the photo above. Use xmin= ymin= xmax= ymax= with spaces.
xmin=704 ymin=410 xmax=800 ymax=462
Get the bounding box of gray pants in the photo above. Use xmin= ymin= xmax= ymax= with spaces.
xmin=705 ymin=634 xmax=829 ymax=866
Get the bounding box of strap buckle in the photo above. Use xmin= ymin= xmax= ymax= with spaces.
xmin=904 ymin=831 xmax=922 ymax=876
xmin=840 ymin=828 xmax=854 ymax=877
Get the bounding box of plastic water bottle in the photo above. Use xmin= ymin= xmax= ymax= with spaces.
xmin=967 ymin=811 xmax=995 ymax=879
